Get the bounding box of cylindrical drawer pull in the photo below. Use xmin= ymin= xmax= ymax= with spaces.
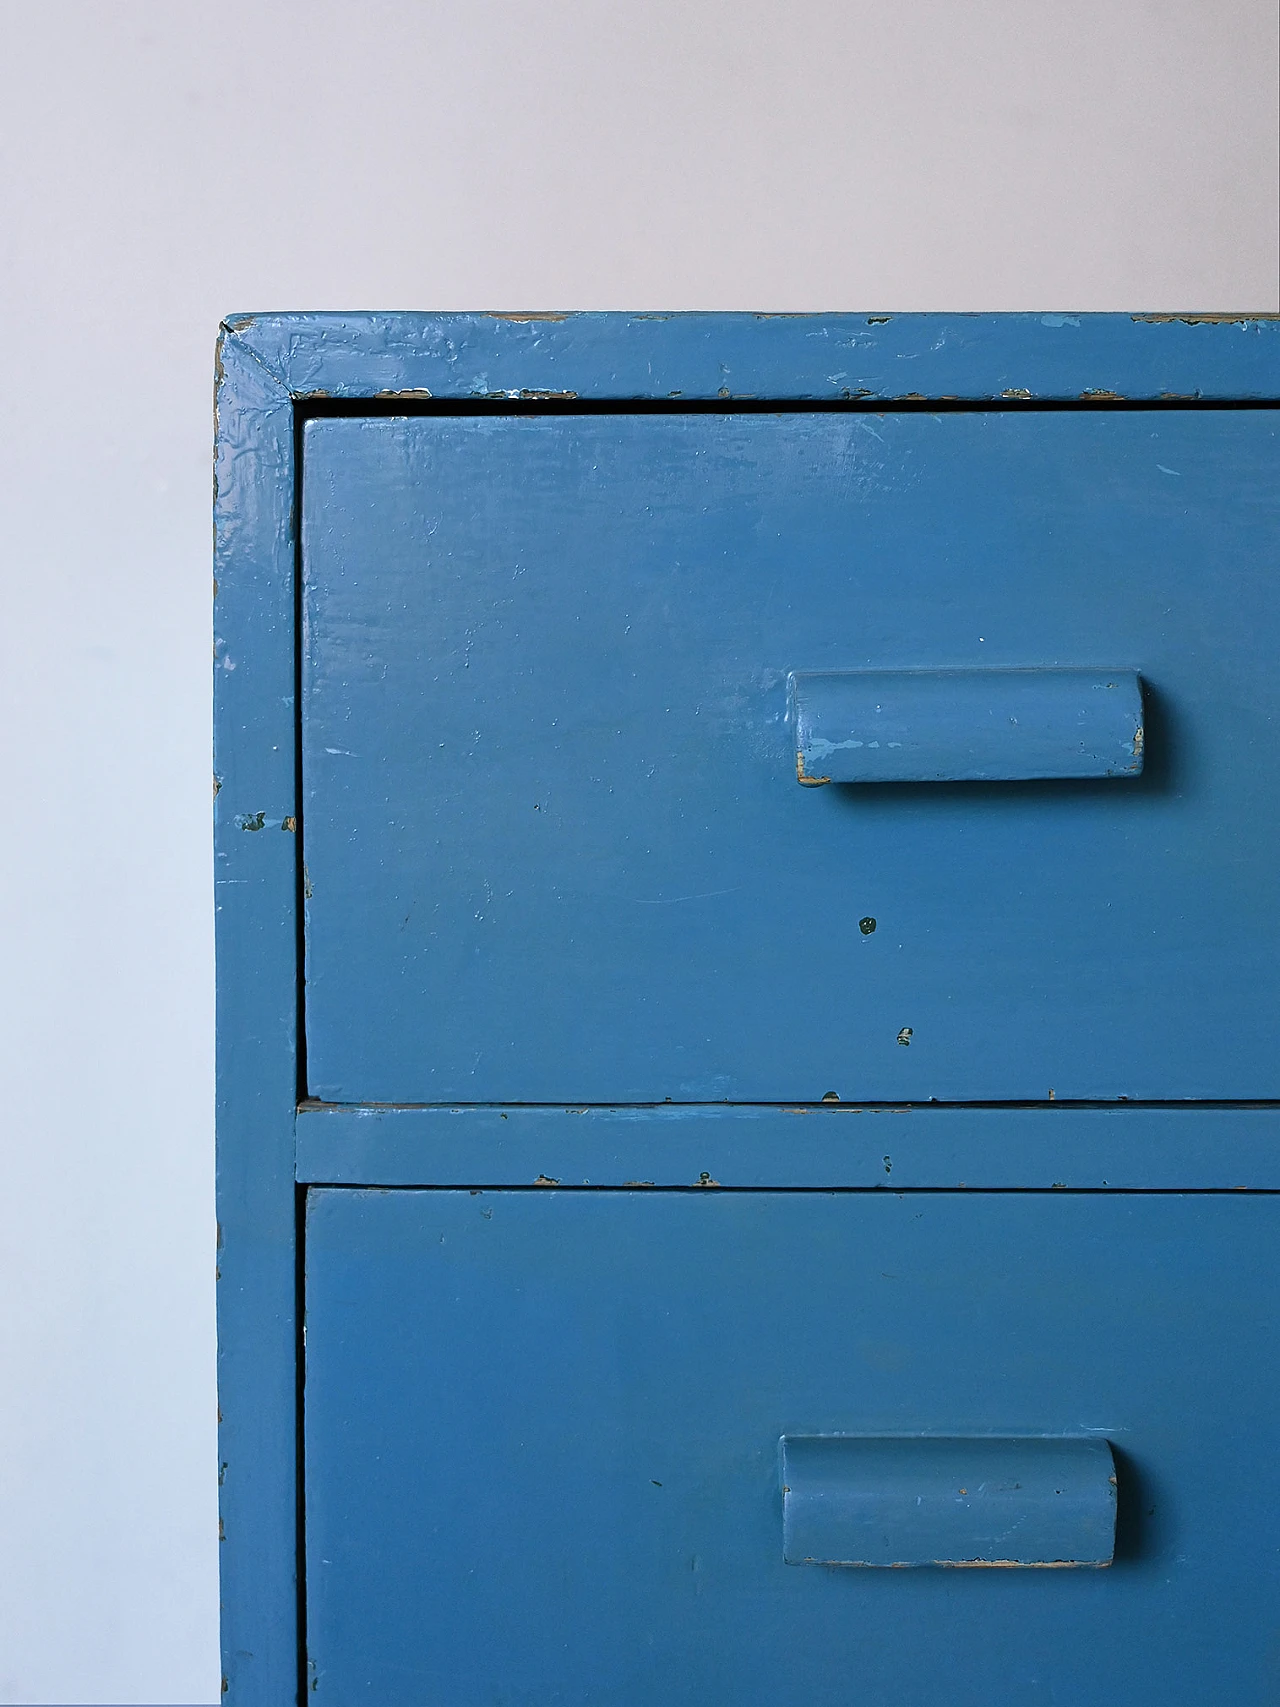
xmin=780 ymin=1434 xmax=1117 ymax=1567
xmin=791 ymin=667 xmax=1145 ymax=784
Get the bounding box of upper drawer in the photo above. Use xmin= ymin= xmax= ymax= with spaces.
xmin=300 ymin=408 xmax=1280 ymax=1103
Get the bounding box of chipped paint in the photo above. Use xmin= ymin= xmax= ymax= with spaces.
xmin=929 ymin=1558 xmax=1109 ymax=1570
xmin=795 ymin=752 xmax=831 ymax=786
xmin=1132 ymin=313 xmax=1280 ymax=325
xmin=480 ymin=388 xmax=579 ymax=401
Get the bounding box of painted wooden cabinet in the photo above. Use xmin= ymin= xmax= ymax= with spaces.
xmin=216 ymin=313 xmax=1280 ymax=1706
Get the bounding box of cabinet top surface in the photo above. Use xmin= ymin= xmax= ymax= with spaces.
xmin=216 ymin=311 xmax=1280 ymax=405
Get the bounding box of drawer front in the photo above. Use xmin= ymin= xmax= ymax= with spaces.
xmin=301 ymin=408 xmax=1280 ymax=1103
xmin=304 ymin=1187 xmax=1280 ymax=1707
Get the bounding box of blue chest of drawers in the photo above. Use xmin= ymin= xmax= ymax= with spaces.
xmin=215 ymin=312 xmax=1280 ymax=1705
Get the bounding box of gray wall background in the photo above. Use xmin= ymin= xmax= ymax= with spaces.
xmin=0 ymin=2 xmax=1275 ymax=1699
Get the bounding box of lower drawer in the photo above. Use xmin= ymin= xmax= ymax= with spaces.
xmin=304 ymin=1188 xmax=1280 ymax=1706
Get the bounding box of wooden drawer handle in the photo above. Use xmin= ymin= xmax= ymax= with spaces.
xmin=791 ymin=667 xmax=1145 ymax=784
xmin=781 ymin=1434 xmax=1118 ymax=1567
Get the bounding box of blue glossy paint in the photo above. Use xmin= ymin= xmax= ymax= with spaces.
xmin=792 ymin=668 xmax=1144 ymax=782
xmin=301 ymin=407 xmax=1280 ymax=1102
xmin=304 ymin=1187 xmax=1280 ymax=1705
xmin=780 ymin=1435 xmax=1117 ymax=1567
xmin=213 ymin=314 xmax=1280 ymax=1707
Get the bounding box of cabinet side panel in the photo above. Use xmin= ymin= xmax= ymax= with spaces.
xmin=214 ymin=331 xmax=300 ymax=1707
